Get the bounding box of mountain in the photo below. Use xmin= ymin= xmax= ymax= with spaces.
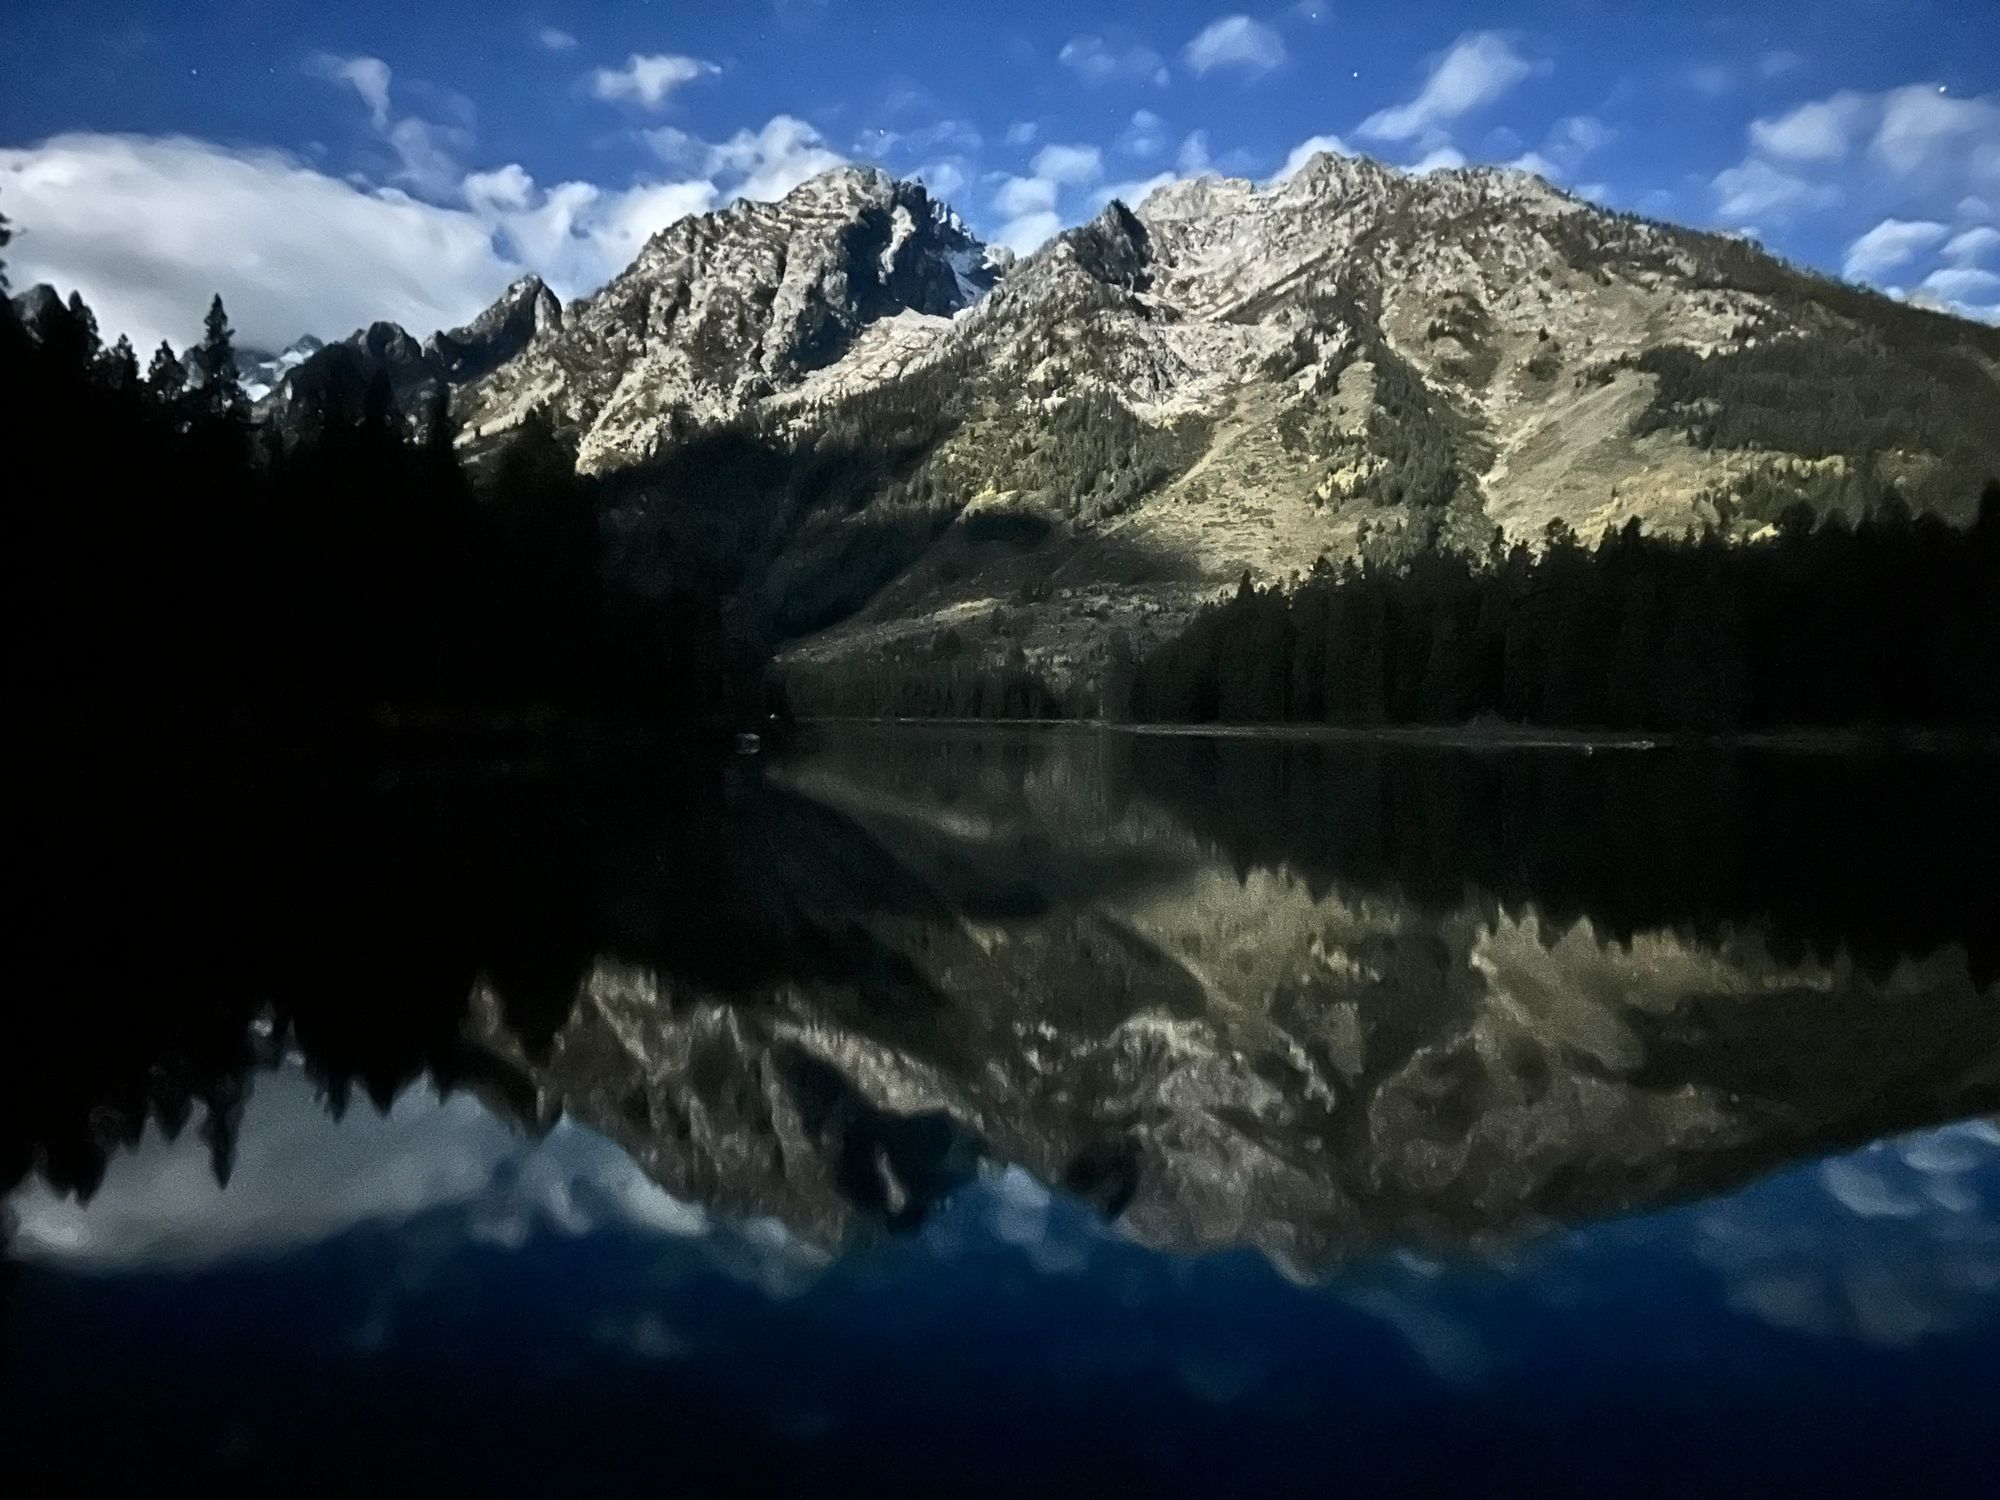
xmin=267 ymin=155 xmax=2000 ymax=700
xmin=233 ymin=334 xmax=324 ymax=402
xmin=453 ymin=165 xmax=1004 ymax=471
xmin=255 ymin=274 xmax=564 ymax=437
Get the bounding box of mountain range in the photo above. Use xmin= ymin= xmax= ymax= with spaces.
xmin=235 ymin=155 xmax=2000 ymax=698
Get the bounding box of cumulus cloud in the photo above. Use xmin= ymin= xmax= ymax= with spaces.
xmin=1944 ymin=225 xmax=2000 ymax=264
xmin=1412 ymin=145 xmax=1469 ymax=175
xmin=537 ymin=27 xmax=579 ymax=52
xmin=1358 ymin=31 xmax=1540 ymax=143
xmin=1271 ymin=133 xmax=1351 ymax=184
xmin=1505 ymin=116 xmax=1614 ymax=185
xmin=0 ymin=133 xmax=518 ymax=354
xmin=1183 ymin=15 xmax=1287 ymax=78
xmin=1059 ymin=34 xmax=1169 ymax=88
xmin=1098 ymin=170 xmax=1180 ymax=212
xmin=1121 ymin=110 xmax=1170 ymax=160
xmin=589 ymin=52 xmax=719 ymax=109
xmin=1842 ymin=218 xmax=1950 ymax=280
xmin=311 ymin=52 xmax=393 ymax=131
xmin=643 ymin=114 xmax=845 ymax=203
xmin=1750 ymin=92 xmax=1872 ymax=163
xmin=1032 ymin=143 xmax=1104 ymax=186
xmin=0 ymin=112 xmax=846 ymax=360
xmin=992 ymin=175 xmax=1062 ymax=255
xmin=1731 ymin=84 xmax=2000 ymax=208
xmin=915 ymin=159 xmax=968 ymax=199
xmin=462 ymin=162 xmax=536 ymax=215
xmin=1712 ymin=157 xmax=1842 ymax=220
xmin=994 ymin=175 xmax=1059 ymax=218
xmin=1714 ymin=83 xmax=2000 ymax=302
xmin=1920 ymin=265 xmax=2000 ymax=307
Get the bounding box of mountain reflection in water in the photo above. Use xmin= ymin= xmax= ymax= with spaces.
xmin=5 ymin=726 xmax=2000 ymax=1495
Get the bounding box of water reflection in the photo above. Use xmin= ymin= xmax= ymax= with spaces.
xmin=6 ymin=727 xmax=2000 ymax=1491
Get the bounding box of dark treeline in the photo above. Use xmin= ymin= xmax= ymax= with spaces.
xmin=1120 ymin=734 xmax=2000 ymax=986
xmin=0 ymin=738 xmax=942 ymax=1208
xmin=1 ymin=222 xmax=746 ymax=738
xmin=1133 ymin=499 xmax=2000 ymax=732
xmin=778 ymin=639 xmax=1069 ymax=720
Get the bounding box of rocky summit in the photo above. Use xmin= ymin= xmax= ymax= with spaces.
xmin=266 ymin=153 xmax=2000 ymax=700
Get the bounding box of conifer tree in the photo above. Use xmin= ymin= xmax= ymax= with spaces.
xmin=191 ymin=294 xmax=247 ymax=419
xmin=146 ymin=340 xmax=187 ymax=402
xmin=103 ymin=333 xmax=139 ymax=390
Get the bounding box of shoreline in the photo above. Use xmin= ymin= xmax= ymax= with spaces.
xmin=803 ymin=717 xmax=2000 ymax=755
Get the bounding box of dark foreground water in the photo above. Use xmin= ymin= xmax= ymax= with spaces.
xmin=5 ymin=726 xmax=2000 ymax=1496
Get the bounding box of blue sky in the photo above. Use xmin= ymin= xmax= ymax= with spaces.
xmin=2 ymin=0 xmax=1997 ymax=353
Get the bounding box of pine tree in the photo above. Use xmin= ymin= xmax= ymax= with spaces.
xmin=103 ymin=333 xmax=140 ymax=391
xmin=191 ymin=294 xmax=247 ymax=419
xmin=65 ymin=292 xmax=103 ymax=369
xmin=146 ymin=340 xmax=187 ymax=402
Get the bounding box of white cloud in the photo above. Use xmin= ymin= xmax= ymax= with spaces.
xmin=306 ymin=50 xmax=472 ymax=198
xmin=1945 ymin=225 xmax=2000 ymax=263
xmin=1715 ymin=84 xmax=2000 ymax=235
xmin=1121 ymin=110 xmax=1169 ymax=159
xmin=1100 ymin=170 xmax=1180 ymax=210
xmin=311 ymin=52 xmax=393 ymax=131
xmin=644 ymin=114 xmax=845 ymax=203
xmin=1358 ymin=31 xmax=1540 ymax=143
xmin=463 ymin=162 xmax=535 ymax=215
xmin=1547 ymin=115 xmax=1615 ymax=162
xmin=1873 ymin=85 xmax=2000 ymax=179
xmin=1412 ymin=146 xmax=1468 ymax=175
xmin=995 ymin=210 xmax=1063 ymax=256
xmin=1271 ymin=134 xmax=1350 ymax=184
xmin=1005 ymin=120 xmax=1039 ymax=147
xmin=1750 ymin=92 xmax=1872 ymax=163
xmin=0 ymin=133 xmax=519 ymax=354
xmin=385 ymin=116 xmax=470 ymax=197
xmin=1177 ymin=130 xmax=1212 ymax=174
xmin=992 ymin=174 xmax=1063 ymax=255
xmin=1059 ymin=34 xmax=1169 ymax=88
xmin=1920 ymin=265 xmax=2000 ymax=304
xmin=1033 ymin=143 xmax=1104 ymax=186
xmin=1842 ymin=218 xmax=1950 ymax=281
xmin=537 ymin=27 xmax=579 ymax=52
xmin=1760 ymin=50 xmax=1806 ymax=79
xmin=1712 ymin=157 xmax=1842 ymax=220
xmin=0 ymin=116 xmax=846 ymax=360
xmin=1183 ymin=15 xmax=1287 ymax=79
xmin=589 ymin=52 xmax=719 ymax=109
xmin=994 ymin=175 xmax=1059 ymax=218
xmin=915 ymin=159 xmax=968 ymax=199
xmin=1507 ymin=116 xmax=1615 ymax=184
xmin=1507 ymin=151 xmax=1562 ymax=180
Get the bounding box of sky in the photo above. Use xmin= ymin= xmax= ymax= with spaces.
xmin=1 ymin=0 xmax=1996 ymax=355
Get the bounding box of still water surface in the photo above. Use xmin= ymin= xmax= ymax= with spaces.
xmin=5 ymin=726 xmax=1999 ymax=1495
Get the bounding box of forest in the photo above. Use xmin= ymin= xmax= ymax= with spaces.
xmin=0 ymin=213 xmax=748 ymax=743
xmin=1131 ymin=501 xmax=2000 ymax=733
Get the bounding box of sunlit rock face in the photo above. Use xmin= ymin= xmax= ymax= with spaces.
xmin=453 ymin=166 xmax=1003 ymax=473
xmin=456 ymin=729 xmax=2000 ymax=1269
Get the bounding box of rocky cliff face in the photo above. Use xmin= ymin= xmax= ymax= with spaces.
xmin=255 ymin=275 xmax=564 ymax=439
xmin=452 ymin=165 xmax=1003 ymax=473
xmin=753 ymin=155 xmax=2000 ymax=695
xmin=244 ymin=155 xmax=2000 ymax=696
